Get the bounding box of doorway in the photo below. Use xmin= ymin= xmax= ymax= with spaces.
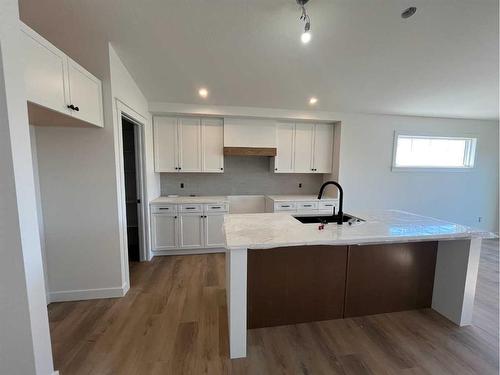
xmin=121 ymin=117 xmax=141 ymax=262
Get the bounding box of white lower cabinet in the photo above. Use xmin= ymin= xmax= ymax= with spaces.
xmin=179 ymin=214 xmax=204 ymax=249
xmin=152 ymin=214 xmax=178 ymax=250
xmin=151 ymin=202 xmax=227 ymax=253
xmin=204 ymin=214 xmax=225 ymax=248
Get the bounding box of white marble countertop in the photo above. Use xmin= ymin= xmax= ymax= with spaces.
xmin=151 ymin=196 xmax=228 ymax=204
xmin=223 ymin=210 xmax=495 ymax=250
xmin=266 ymin=195 xmax=338 ymax=202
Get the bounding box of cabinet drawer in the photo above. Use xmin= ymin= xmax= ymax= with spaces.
xmin=274 ymin=202 xmax=296 ymax=211
xmin=297 ymin=202 xmax=318 ymax=210
xmin=179 ymin=204 xmax=203 ymax=213
xmin=319 ymin=201 xmax=337 ymax=210
xmin=151 ymin=205 xmax=177 ymax=214
xmin=205 ymin=203 xmax=229 ymax=212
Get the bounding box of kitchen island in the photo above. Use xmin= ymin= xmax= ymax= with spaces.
xmin=223 ymin=210 xmax=495 ymax=359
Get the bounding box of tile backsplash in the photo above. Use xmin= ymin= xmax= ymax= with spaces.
xmin=161 ymin=156 xmax=324 ymax=196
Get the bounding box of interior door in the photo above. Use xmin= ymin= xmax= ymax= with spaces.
xmin=152 ymin=214 xmax=178 ymax=250
xmin=179 ymin=214 xmax=204 ymax=248
xmin=67 ymin=58 xmax=103 ymax=127
xmin=178 ymin=117 xmax=202 ymax=172
xmin=21 ymin=25 xmax=69 ymax=115
xmin=204 ymin=214 xmax=225 ymax=247
xmin=312 ymin=124 xmax=334 ymax=173
xmin=154 ymin=117 xmax=178 ymax=172
xmin=275 ymin=123 xmax=295 ymax=173
xmin=202 ymin=118 xmax=224 ymax=172
xmin=293 ymin=123 xmax=314 ymax=173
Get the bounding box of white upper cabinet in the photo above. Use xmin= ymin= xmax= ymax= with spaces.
xmin=21 ymin=23 xmax=103 ymax=127
xmin=154 ymin=117 xmax=178 ymax=172
xmin=274 ymin=123 xmax=295 ymax=173
xmin=294 ymin=123 xmax=315 ymax=173
xmin=202 ymin=118 xmax=224 ymax=173
xmin=21 ymin=24 xmax=69 ymax=115
xmin=312 ymin=124 xmax=334 ymax=173
xmin=274 ymin=122 xmax=334 ymax=174
xmin=154 ymin=116 xmax=223 ymax=173
xmin=178 ymin=117 xmax=202 ymax=172
xmin=67 ymin=58 xmax=103 ymax=127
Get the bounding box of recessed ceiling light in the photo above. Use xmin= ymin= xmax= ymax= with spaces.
xmin=198 ymin=88 xmax=208 ymax=98
xmin=309 ymin=97 xmax=318 ymax=105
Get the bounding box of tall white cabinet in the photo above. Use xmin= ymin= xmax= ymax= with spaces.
xmin=274 ymin=122 xmax=334 ymax=174
xmin=21 ymin=23 xmax=103 ymax=128
xmin=154 ymin=116 xmax=224 ymax=173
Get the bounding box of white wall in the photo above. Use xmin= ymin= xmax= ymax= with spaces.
xmin=30 ymin=125 xmax=49 ymax=302
xmin=0 ymin=0 xmax=55 ymax=373
xmin=337 ymin=113 xmax=499 ymax=232
xmin=32 ymin=42 xmax=157 ymax=302
xmin=152 ymin=102 xmax=499 ymax=232
xmin=33 ymin=52 xmax=124 ymax=301
xmin=108 ymin=43 xmax=159 ymax=264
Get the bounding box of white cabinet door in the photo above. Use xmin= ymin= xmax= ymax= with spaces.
xmin=67 ymin=58 xmax=103 ymax=127
xmin=154 ymin=117 xmax=178 ymax=172
xmin=204 ymin=214 xmax=225 ymax=248
xmin=202 ymin=118 xmax=224 ymax=173
xmin=275 ymin=123 xmax=295 ymax=173
xmin=178 ymin=117 xmax=202 ymax=172
xmin=152 ymin=214 xmax=178 ymax=250
xmin=294 ymin=123 xmax=314 ymax=173
xmin=179 ymin=214 xmax=204 ymax=248
xmin=21 ymin=25 xmax=69 ymax=115
xmin=312 ymin=124 xmax=334 ymax=173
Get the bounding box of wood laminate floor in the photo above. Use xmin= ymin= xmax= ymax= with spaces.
xmin=49 ymin=240 xmax=499 ymax=374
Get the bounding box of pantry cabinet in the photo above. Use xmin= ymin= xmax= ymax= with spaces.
xmin=154 ymin=116 xmax=224 ymax=173
xmin=21 ymin=23 xmax=103 ymax=128
xmin=274 ymin=122 xmax=333 ymax=174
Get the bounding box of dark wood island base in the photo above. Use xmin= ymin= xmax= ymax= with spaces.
xmin=247 ymin=242 xmax=438 ymax=329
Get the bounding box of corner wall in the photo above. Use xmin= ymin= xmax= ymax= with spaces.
xmin=0 ymin=0 xmax=55 ymax=373
xmin=32 ymin=44 xmax=155 ymax=302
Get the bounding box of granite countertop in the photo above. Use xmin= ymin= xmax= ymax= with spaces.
xmin=223 ymin=210 xmax=495 ymax=250
xmin=266 ymin=195 xmax=338 ymax=202
xmin=151 ymin=196 xmax=229 ymax=204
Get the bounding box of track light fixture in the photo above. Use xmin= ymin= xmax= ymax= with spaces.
xmin=297 ymin=0 xmax=311 ymax=44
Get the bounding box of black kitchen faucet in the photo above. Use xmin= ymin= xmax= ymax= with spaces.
xmin=317 ymin=181 xmax=344 ymax=225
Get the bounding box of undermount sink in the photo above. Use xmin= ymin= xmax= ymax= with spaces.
xmin=294 ymin=214 xmax=364 ymax=225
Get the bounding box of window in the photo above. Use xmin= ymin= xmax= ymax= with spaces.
xmin=392 ymin=133 xmax=477 ymax=170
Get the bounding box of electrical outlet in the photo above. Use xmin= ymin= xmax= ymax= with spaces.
xmin=180 ymin=183 xmax=184 ymax=189
xmin=478 ymin=217 xmax=482 ymax=223
xmin=299 ymin=183 xmax=302 ymax=188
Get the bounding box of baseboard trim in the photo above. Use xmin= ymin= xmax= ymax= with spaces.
xmin=152 ymin=248 xmax=225 ymax=256
xmin=48 ymin=283 xmax=128 ymax=303
xmin=52 ymin=371 xmax=60 ymax=375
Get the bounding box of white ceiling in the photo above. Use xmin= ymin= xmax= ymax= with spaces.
xmin=19 ymin=0 xmax=499 ymax=120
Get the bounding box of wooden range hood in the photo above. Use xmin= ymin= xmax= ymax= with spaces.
xmin=223 ymin=147 xmax=277 ymax=157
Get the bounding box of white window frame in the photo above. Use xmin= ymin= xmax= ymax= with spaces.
xmin=391 ymin=131 xmax=477 ymax=172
